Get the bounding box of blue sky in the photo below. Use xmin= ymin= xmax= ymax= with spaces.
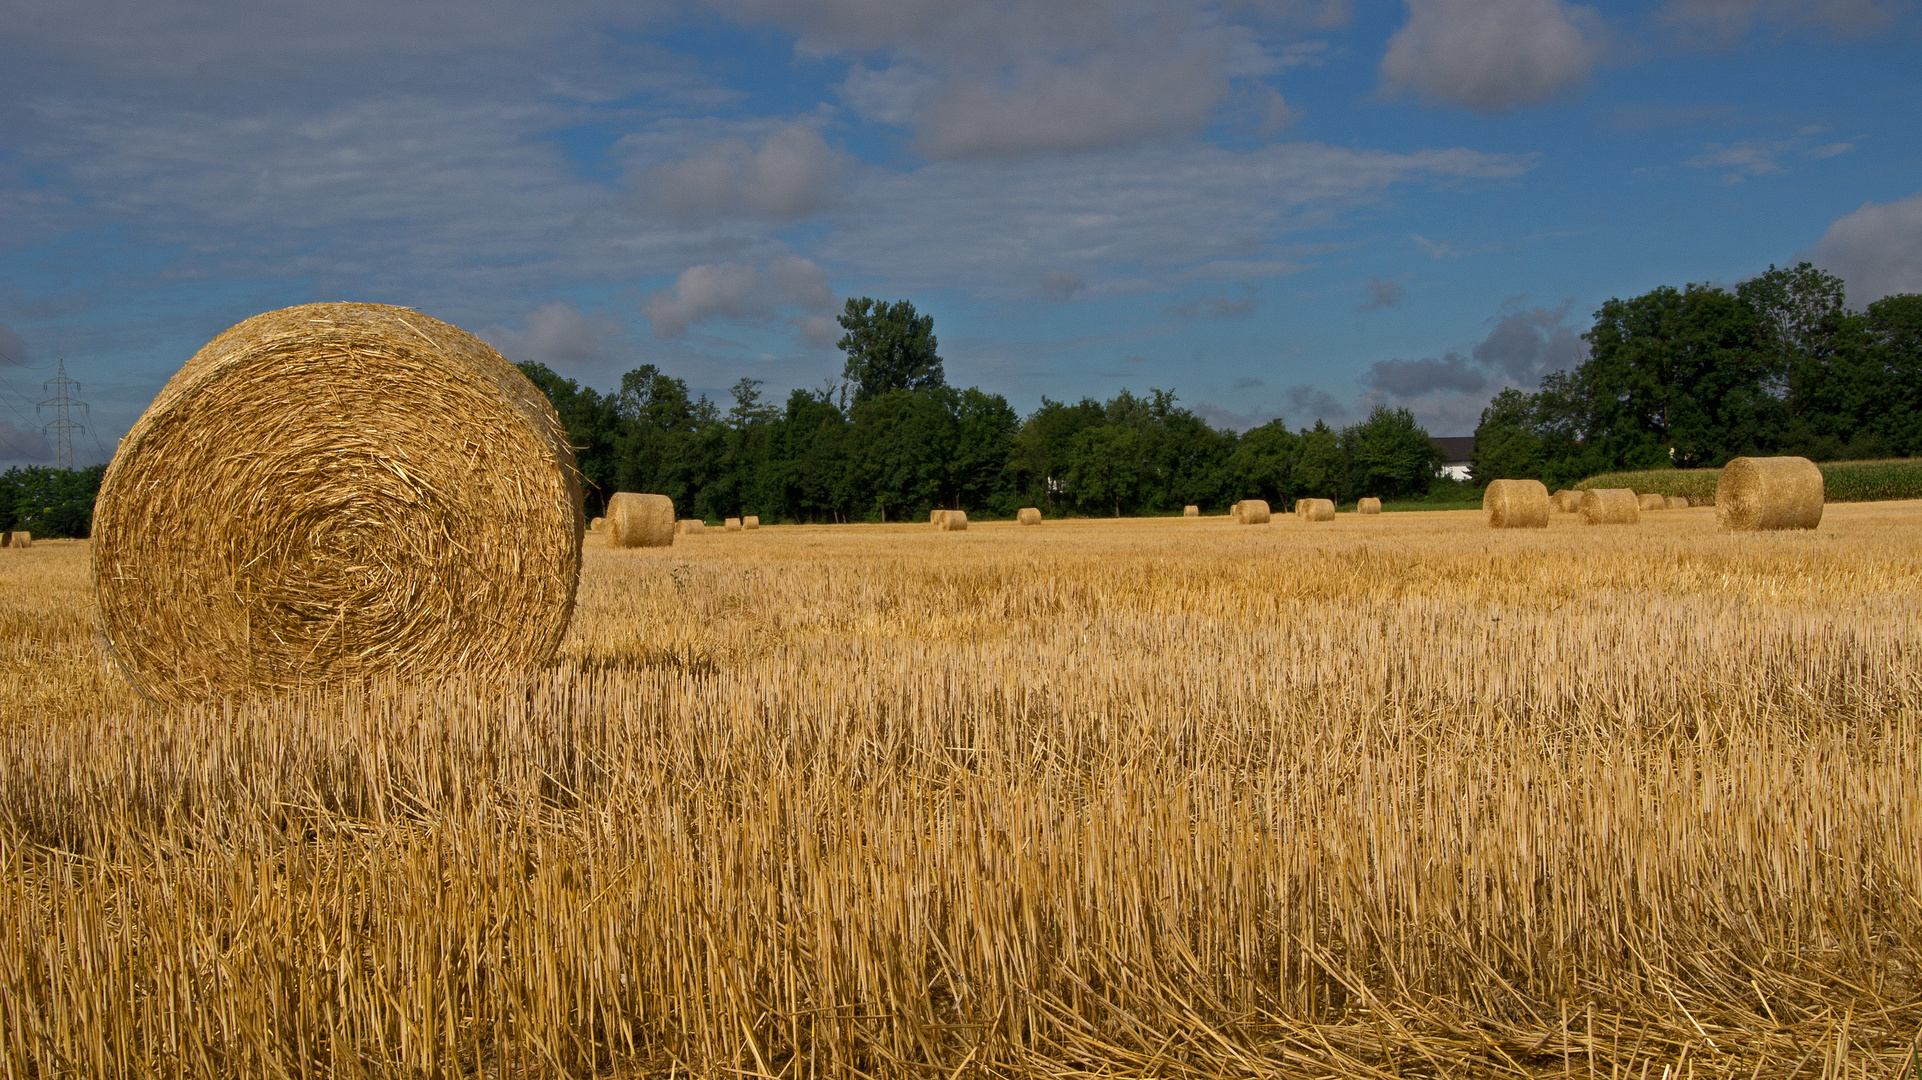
xmin=1 ymin=0 xmax=1918 ymax=466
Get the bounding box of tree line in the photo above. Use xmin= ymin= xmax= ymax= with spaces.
xmin=521 ymin=297 xmax=1447 ymax=524
xmin=1473 ymin=263 xmax=1922 ymax=486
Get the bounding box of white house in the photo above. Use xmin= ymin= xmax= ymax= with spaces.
xmin=1431 ymin=437 xmax=1474 ymax=481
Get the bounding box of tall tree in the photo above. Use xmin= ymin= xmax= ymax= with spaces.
xmin=837 ymin=298 xmax=945 ymax=405
xmin=1065 ymin=424 xmax=1140 ymax=517
xmin=1342 ymin=405 xmax=1440 ymax=499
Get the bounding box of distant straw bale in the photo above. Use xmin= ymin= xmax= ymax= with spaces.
xmin=677 ymin=519 xmax=705 ymax=535
xmin=1239 ymin=499 xmax=1271 ymax=524
xmin=1183 ymin=505 xmax=1199 ymax=517
xmin=1017 ymin=507 xmax=1041 ymax=525
xmin=725 ymin=517 xmax=742 ymax=532
xmin=1484 ymin=479 xmax=1550 ymax=529
xmin=90 ymin=302 xmax=582 ymax=706
xmin=589 ymin=517 xmax=605 ymax=532
xmin=8 ymin=531 xmax=27 ymax=549
xmin=1579 ymin=488 xmax=1640 ymax=525
xmin=1357 ymin=497 xmax=1381 ymax=515
xmin=1551 ymin=490 xmax=1580 ymax=513
xmin=942 ymin=510 xmax=969 ymax=531
xmin=1231 ymin=501 xmax=1245 ymax=523
xmin=606 ymin=493 xmax=674 ymax=548
xmin=1716 ymin=456 xmax=1824 ymax=531
xmin=1665 ymin=496 xmax=1689 ymax=510
xmin=743 ymin=515 xmax=759 ymax=530
xmin=1638 ymin=492 xmax=1666 ymax=511
xmin=1297 ymin=499 xmax=1333 ymax=522
xmin=931 ymin=509 xmax=950 ymax=527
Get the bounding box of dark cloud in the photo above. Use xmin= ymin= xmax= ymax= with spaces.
xmin=1359 ymin=276 xmax=1407 ymax=310
xmin=628 ymin=125 xmax=849 ymax=224
xmin=1379 ymin=0 xmax=1605 ymax=111
xmin=1232 ymin=376 xmax=1266 ymax=390
xmin=1040 ymin=271 xmax=1088 ymax=302
xmin=0 ymin=420 xmax=52 ymax=463
xmin=0 ymin=324 xmax=31 ymax=366
xmin=1168 ymin=289 xmax=1261 ymax=319
xmin=1816 ymin=190 xmax=1922 ymax=302
xmin=1364 ymin=297 xmax=1585 ymax=397
xmin=1660 ymin=0 xmax=1911 ymax=40
xmin=1285 ymin=383 xmax=1347 ymax=422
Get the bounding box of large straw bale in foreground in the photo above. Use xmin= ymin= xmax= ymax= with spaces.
xmin=1357 ymin=497 xmax=1381 ymax=515
xmin=942 ymin=510 xmax=969 ymax=531
xmin=1638 ymin=492 xmax=1666 ymax=511
xmin=1238 ymin=499 xmax=1271 ymax=524
xmin=677 ymin=519 xmax=705 ymax=534
xmin=1579 ymin=488 xmax=1640 ymax=525
xmin=1484 ymin=479 xmax=1550 ymax=529
xmin=1297 ymin=498 xmax=1334 ymax=522
xmin=91 ymin=302 xmax=583 ymax=706
xmin=1183 ymin=505 xmax=1199 ymax=517
xmin=606 ymin=493 xmax=674 ymax=548
xmin=1017 ymin=507 xmax=1041 ymax=525
xmin=743 ymin=515 xmax=759 ymax=530
xmin=1716 ymin=455 xmax=1824 ymax=531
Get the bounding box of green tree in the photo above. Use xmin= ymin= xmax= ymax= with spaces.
xmin=1471 ymin=389 xmax=1544 ymax=482
xmin=765 ymin=387 xmax=851 ymax=522
xmin=1009 ymin=397 xmax=1105 ymax=511
xmin=1065 ymin=424 xmax=1140 ymax=517
xmin=1292 ymin=421 xmax=1344 ymax=502
xmin=950 ymin=387 xmax=1019 ymax=514
xmin=837 ymin=298 xmax=945 ymax=406
xmin=1 ymin=464 xmax=106 ymax=538
xmin=1221 ymin=419 xmax=1298 ymax=507
xmin=848 ymin=388 xmax=955 ymax=520
xmin=1342 ymin=405 xmax=1440 ymax=498
xmin=516 ymin=362 xmax=620 ymax=515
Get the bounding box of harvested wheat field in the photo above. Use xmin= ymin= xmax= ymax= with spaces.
xmin=3 ymin=505 xmax=1921 ymax=1078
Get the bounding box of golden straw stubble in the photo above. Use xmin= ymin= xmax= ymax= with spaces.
xmin=1484 ymin=478 xmax=1550 ymax=529
xmin=1716 ymin=455 xmax=1824 ymax=531
xmin=91 ymin=302 xmax=584 ymax=705
xmin=606 ymin=493 xmax=675 ymax=548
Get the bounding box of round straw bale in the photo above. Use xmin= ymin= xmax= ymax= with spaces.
xmin=1017 ymin=507 xmax=1042 ymax=525
xmin=1483 ymin=479 xmax=1550 ymax=529
xmin=1231 ymin=500 xmax=1245 ymax=523
xmin=930 ymin=509 xmax=950 ymax=527
xmin=1298 ymin=498 xmax=1333 ymax=522
xmin=606 ymin=493 xmax=675 ymax=548
xmin=1239 ymin=499 xmax=1271 ymax=524
xmin=943 ymin=509 xmax=969 ymax=531
xmin=91 ymin=302 xmax=583 ymax=706
xmin=743 ymin=515 xmax=760 ymax=530
xmin=1716 ymin=456 xmax=1823 ymax=531
xmin=1183 ymin=505 xmax=1199 ymax=517
xmin=1551 ymin=489 xmax=1579 ymax=513
xmin=589 ymin=516 xmax=605 ymax=532
xmin=8 ymin=531 xmax=28 ymax=549
xmin=1637 ymin=492 xmax=1666 ymax=511
xmin=1665 ymin=495 xmax=1689 ymax=510
xmin=1578 ymin=488 xmax=1640 ymax=525
xmin=724 ymin=517 xmax=742 ymax=532
xmin=677 ymin=518 xmax=705 ymax=534
xmin=1357 ymin=497 xmax=1381 ymax=515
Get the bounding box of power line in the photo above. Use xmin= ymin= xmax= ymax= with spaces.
xmin=37 ymin=360 xmax=87 ymax=470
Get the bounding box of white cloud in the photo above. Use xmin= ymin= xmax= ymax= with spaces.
xmin=838 ymin=63 xmax=939 ymax=127
xmin=1685 ymin=138 xmax=1790 ymax=182
xmin=627 ymin=124 xmax=849 ymax=223
xmin=1359 ymin=276 xmax=1407 ymax=310
xmin=641 ymin=256 xmax=839 ymax=341
xmin=1379 ymin=0 xmax=1606 ymax=111
xmin=1816 ymin=191 xmax=1922 ymax=302
xmin=483 ymin=302 xmax=628 ymax=375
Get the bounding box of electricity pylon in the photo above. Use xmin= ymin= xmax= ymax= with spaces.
xmin=37 ymin=360 xmax=87 ymax=469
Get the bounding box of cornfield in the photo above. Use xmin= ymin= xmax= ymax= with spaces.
xmin=2 ymin=504 xmax=1920 ymax=1078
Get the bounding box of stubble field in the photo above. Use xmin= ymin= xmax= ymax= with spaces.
xmin=2 ymin=504 xmax=1919 ymax=1078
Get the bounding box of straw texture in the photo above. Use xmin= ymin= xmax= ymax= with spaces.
xmin=1231 ymin=501 xmax=1245 ymax=523
xmin=1638 ymin=492 xmax=1666 ymax=511
xmin=1484 ymin=479 xmax=1550 ymax=529
xmin=7 ymin=531 xmax=27 ymax=549
xmin=91 ymin=302 xmax=584 ymax=706
xmin=1716 ymin=456 xmax=1824 ymax=531
xmin=1296 ymin=499 xmax=1333 ymax=522
xmin=1017 ymin=507 xmax=1041 ymax=525
xmin=930 ymin=510 xmax=950 ymax=527
xmin=743 ymin=516 xmax=759 ymax=530
xmin=677 ymin=519 xmax=705 ymax=535
xmin=941 ymin=510 xmax=969 ymax=531
xmin=725 ymin=518 xmax=742 ymax=532
xmin=1666 ymin=496 xmax=1689 ymax=510
xmin=1551 ymin=489 xmax=1580 ymax=513
xmin=589 ymin=517 xmax=605 ymax=532
xmin=1183 ymin=505 xmax=1199 ymax=517
xmin=1357 ymin=497 xmax=1381 ymax=515
xmin=606 ymin=493 xmax=675 ymax=549
xmin=1579 ymin=488 xmax=1641 ymax=525
xmin=1238 ymin=499 xmax=1272 ymax=524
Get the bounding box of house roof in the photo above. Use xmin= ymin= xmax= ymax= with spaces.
xmin=1430 ymin=436 xmax=1475 ymax=464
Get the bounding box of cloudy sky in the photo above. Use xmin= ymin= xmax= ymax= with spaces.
xmin=1 ymin=0 xmax=1918 ymax=465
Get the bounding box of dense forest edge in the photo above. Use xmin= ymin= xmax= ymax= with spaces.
xmin=5 ymin=261 xmax=1918 ymax=536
